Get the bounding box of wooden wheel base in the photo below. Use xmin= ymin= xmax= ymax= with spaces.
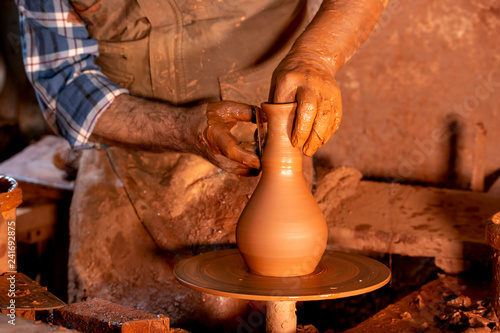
xmin=174 ymin=249 xmax=391 ymax=333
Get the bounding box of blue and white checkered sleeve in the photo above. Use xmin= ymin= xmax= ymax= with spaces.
xmin=16 ymin=0 xmax=129 ymax=149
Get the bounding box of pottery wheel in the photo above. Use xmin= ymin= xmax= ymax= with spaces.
xmin=174 ymin=249 xmax=391 ymax=301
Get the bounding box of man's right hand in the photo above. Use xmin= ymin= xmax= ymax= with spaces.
xmin=90 ymin=95 xmax=261 ymax=176
xmin=200 ymin=101 xmax=261 ymax=176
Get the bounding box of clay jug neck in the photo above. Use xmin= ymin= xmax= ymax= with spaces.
xmin=261 ymin=103 xmax=302 ymax=173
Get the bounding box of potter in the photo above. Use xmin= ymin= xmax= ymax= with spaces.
xmin=17 ymin=0 xmax=388 ymax=328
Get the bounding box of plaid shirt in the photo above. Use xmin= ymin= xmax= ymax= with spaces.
xmin=16 ymin=0 xmax=129 ymax=148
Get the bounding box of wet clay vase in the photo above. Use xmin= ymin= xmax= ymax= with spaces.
xmin=236 ymin=102 xmax=328 ymax=277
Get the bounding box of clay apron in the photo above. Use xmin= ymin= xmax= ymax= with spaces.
xmin=70 ymin=0 xmax=313 ymax=251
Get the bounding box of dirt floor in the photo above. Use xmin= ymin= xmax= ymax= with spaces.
xmin=345 ymin=273 xmax=497 ymax=333
xmin=296 ymin=255 xmax=496 ymax=333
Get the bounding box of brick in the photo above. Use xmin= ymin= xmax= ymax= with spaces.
xmin=53 ymin=298 xmax=169 ymax=333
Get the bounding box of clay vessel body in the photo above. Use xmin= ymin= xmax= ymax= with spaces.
xmin=236 ymin=103 xmax=328 ymax=277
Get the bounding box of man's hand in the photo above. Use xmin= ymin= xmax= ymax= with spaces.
xmin=200 ymin=101 xmax=261 ymax=176
xmin=90 ymin=95 xmax=261 ymax=176
xmin=270 ymin=53 xmax=342 ymax=156
xmin=269 ymin=0 xmax=388 ymax=156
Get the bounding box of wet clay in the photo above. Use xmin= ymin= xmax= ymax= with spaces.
xmin=236 ymin=103 xmax=327 ymax=277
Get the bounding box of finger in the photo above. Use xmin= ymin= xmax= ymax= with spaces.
xmin=223 ymin=160 xmax=255 ymax=176
xmin=324 ymin=95 xmax=343 ymax=140
xmin=212 ymin=126 xmax=261 ymax=169
xmin=223 ymin=142 xmax=261 ymax=170
xmin=212 ymin=154 xmax=257 ymax=176
xmin=240 ymin=141 xmax=259 ymax=155
xmin=225 ymin=102 xmax=255 ymax=123
xmin=272 ymin=74 xmax=297 ymax=103
xmin=293 ymin=87 xmax=317 ymax=147
xmin=233 ymin=166 xmax=258 ymax=176
xmin=208 ymin=102 xmax=255 ymax=124
xmin=303 ymin=98 xmax=333 ymax=156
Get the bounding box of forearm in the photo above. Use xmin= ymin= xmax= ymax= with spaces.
xmin=90 ymin=94 xmax=205 ymax=155
xmin=291 ymin=0 xmax=388 ymax=74
xmin=90 ymin=95 xmax=262 ymax=175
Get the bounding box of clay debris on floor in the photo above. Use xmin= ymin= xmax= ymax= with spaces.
xmin=344 ymin=274 xmax=498 ymax=333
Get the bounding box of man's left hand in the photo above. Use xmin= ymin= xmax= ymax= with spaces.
xmin=270 ymin=53 xmax=342 ymax=156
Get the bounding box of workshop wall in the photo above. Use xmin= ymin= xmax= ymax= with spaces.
xmin=317 ymin=0 xmax=500 ymax=190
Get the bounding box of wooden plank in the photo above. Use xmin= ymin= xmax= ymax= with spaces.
xmin=325 ymin=181 xmax=500 ymax=270
xmin=0 ymin=273 xmax=65 ymax=310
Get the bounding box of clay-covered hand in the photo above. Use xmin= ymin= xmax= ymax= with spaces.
xmin=270 ymin=53 xmax=342 ymax=156
xmin=199 ymin=101 xmax=261 ymax=176
xmin=90 ymin=95 xmax=261 ymax=176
